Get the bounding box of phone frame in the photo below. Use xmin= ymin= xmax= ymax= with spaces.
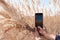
xmin=35 ymin=13 xmax=43 ymax=28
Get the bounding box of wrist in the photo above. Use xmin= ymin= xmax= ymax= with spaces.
xmin=50 ymin=34 xmax=56 ymax=40
xmin=44 ymin=33 xmax=56 ymax=40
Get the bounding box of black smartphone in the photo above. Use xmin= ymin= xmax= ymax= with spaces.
xmin=35 ymin=13 xmax=43 ymax=35
xmin=35 ymin=13 xmax=43 ymax=28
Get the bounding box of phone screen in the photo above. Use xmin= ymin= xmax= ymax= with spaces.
xmin=35 ymin=13 xmax=43 ymax=28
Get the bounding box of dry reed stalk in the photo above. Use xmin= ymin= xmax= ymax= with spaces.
xmin=0 ymin=11 xmax=11 ymax=18
xmin=0 ymin=0 xmax=35 ymax=33
xmin=0 ymin=0 xmax=60 ymax=40
xmin=0 ymin=0 xmax=23 ymax=33
xmin=0 ymin=0 xmax=20 ymax=21
xmin=53 ymin=0 xmax=57 ymax=5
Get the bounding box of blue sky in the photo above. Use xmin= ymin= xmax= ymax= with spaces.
xmin=7 ymin=0 xmax=60 ymax=16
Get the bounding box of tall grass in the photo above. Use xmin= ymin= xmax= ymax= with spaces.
xmin=0 ymin=0 xmax=60 ymax=40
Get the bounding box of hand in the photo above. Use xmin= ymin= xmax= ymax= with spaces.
xmin=37 ymin=26 xmax=55 ymax=40
xmin=37 ymin=26 xmax=48 ymax=36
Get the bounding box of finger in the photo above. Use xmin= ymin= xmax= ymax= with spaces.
xmin=43 ymin=25 xmax=48 ymax=33
xmin=38 ymin=26 xmax=43 ymax=30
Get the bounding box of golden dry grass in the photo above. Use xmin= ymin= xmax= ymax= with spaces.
xmin=0 ymin=0 xmax=36 ymax=40
xmin=0 ymin=0 xmax=60 ymax=40
xmin=44 ymin=15 xmax=60 ymax=34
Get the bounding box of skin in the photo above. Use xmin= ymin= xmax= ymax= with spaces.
xmin=37 ymin=26 xmax=56 ymax=40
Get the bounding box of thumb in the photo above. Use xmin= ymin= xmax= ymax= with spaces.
xmin=37 ymin=26 xmax=43 ymax=32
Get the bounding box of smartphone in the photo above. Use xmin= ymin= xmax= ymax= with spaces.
xmin=35 ymin=13 xmax=43 ymax=28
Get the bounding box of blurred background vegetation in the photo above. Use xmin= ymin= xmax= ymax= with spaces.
xmin=0 ymin=0 xmax=60 ymax=40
